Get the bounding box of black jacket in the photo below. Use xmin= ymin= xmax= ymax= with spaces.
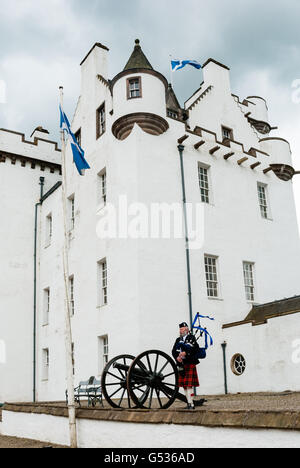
xmin=172 ymin=333 xmax=200 ymax=365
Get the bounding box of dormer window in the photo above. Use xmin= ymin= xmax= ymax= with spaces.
xmin=127 ymin=77 xmax=142 ymax=99
xmin=222 ymin=126 xmax=233 ymax=141
xmin=167 ymin=109 xmax=179 ymax=120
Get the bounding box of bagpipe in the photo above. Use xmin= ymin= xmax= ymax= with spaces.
xmin=178 ymin=313 xmax=214 ymax=360
xmin=192 ymin=313 xmax=214 ymax=359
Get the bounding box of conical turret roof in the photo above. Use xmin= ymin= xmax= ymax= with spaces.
xmin=123 ymin=39 xmax=153 ymax=71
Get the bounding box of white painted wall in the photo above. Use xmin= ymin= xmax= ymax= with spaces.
xmin=0 ymin=129 xmax=61 ymax=403
xmin=223 ymin=312 xmax=300 ymax=393
xmin=3 ymin=410 xmax=300 ymax=448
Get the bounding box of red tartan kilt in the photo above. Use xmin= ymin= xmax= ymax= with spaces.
xmin=178 ymin=364 xmax=199 ymax=388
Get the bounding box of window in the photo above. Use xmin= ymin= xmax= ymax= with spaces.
xmin=198 ymin=165 xmax=210 ymax=204
xmin=127 ymin=77 xmax=142 ymax=99
xmin=69 ymin=276 xmax=74 ymax=316
xmin=98 ymin=260 xmax=107 ymax=306
xmin=98 ymin=336 xmax=109 ymax=374
xmin=46 ymin=213 xmax=52 ymax=246
xmin=96 ymin=103 xmax=106 ymax=139
xmin=257 ymin=183 xmax=269 ymax=219
xmin=103 ymin=336 xmax=109 ymax=367
xmin=231 ymin=354 xmax=246 ymax=376
xmin=222 ymin=126 xmax=233 ymax=141
xmin=204 ymin=255 xmax=219 ymax=298
xmin=42 ymin=348 xmax=49 ymax=381
xmin=243 ymin=262 xmax=255 ymax=302
xmin=98 ymin=170 xmax=107 ymax=206
xmin=75 ymin=129 xmax=81 ymax=147
xmin=102 ymin=261 xmax=107 ymax=305
xmin=68 ymin=195 xmax=75 ymax=231
xmin=43 ymin=288 xmax=50 ymax=325
xmin=167 ymin=109 xmax=178 ymax=119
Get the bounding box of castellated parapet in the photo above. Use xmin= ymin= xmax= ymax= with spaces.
xmin=0 ymin=127 xmax=61 ymax=173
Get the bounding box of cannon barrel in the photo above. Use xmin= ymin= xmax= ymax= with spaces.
xmin=113 ymin=362 xmax=130 ymax=372
xmin=113 ymin=362 xmax=149 ymax=378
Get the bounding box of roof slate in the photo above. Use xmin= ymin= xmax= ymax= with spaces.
xmin=123 ymin=39 xmax=153 ymax=71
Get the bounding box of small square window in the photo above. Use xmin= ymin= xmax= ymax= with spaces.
xmin=127 ymin=77 xmax=142 ymax=99
xmin=167 ymin=109 xmax=178 ymax=119
xmin=222 ymin=126 xmax=233 ymax=141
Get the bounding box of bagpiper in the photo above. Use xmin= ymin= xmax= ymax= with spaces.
xmin=172 ymin=322 xmax=200 ymax=410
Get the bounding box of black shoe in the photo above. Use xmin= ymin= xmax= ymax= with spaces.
xmin=185 ymin=404 xmax=195 ymax=410
xmin=194 ymin=398 xmax=207 ymax=407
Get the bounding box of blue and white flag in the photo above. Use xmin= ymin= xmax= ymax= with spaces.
xmin=59 ymin=105 xmax=90 ymax=176
xmin=171 ymin=60 xmax=202 ymax=72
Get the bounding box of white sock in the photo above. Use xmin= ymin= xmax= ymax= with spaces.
xmin=185 ymin=388 xmax=194 ymax=406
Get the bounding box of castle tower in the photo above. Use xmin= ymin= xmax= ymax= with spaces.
xmin=111 ymin=39 xmax=169 ymax=140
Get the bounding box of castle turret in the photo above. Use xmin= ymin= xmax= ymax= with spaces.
xmin=246 ymin=96 xmax=271 ymax=134
xmin=259 ymin=136 xmax=292 ymax=166
xmin=111 ymin=39 xmax=169 ymax=140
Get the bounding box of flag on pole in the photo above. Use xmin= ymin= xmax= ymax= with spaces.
xmin=59 ymin=105 xmax=90 ymax=176
xmin=171 ymin=60 xmax=202 ymax=72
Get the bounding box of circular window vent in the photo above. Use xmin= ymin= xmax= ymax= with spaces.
xmin=231 ymin=354 xmax=246 ymax=376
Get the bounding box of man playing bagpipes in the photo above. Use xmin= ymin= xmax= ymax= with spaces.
xmin=172 ymin=315 xmax=214 ymax=410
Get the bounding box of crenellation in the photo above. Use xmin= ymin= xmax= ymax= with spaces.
xmin=0 ymin=149 xmax=61 ymax=174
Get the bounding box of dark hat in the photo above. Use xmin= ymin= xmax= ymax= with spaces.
xmin=179 ymin=322 xmax=189 ymax=328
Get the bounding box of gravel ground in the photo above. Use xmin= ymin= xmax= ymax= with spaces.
xmin=192 ymin=391 xmax=300 ymax=412
xmin=0 ymin=435 xmax=67 ymax=448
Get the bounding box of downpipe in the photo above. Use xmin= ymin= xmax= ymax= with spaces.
xmin=221 ymin=341 xmax=228 ymax=395
xmin=178 ymin=144 xmax=193 ymax=328
xmin=33 ymin=177 xmax=45 ymax=402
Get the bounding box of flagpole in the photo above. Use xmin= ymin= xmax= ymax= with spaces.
xmin=59 ymin=86 xmax=77 ymax=449
xmin=169 ymin=54 xmax=174 ymax=88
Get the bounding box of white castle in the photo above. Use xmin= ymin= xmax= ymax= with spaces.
xmin=1 ymin=40 xmax=300 ymax=403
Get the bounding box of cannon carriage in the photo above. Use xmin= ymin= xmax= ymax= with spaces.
xmin=101 ymin=349 xmax=205 ymax=409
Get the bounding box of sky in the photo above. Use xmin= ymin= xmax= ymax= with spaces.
xmin=0 ymin=0 xmax=300 ymax=227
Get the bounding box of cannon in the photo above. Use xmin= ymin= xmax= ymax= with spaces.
xmin=101 ymin=349 xmax=206 ymax=410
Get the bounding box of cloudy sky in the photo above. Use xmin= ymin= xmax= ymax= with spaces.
xmin=1 ymin=0 xmax=300 ymax=225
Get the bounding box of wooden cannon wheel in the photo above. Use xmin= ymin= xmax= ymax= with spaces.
xmin=127 ymin=350 xmax=179 ymax=409
xmin=101 ymin=354 xmax=136 ymax=409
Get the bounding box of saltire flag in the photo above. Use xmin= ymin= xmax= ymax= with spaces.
xmin=171 ymin=60 xmax=202 ymax=72
xmin=59 ymin=105 xmax=90 ymax=176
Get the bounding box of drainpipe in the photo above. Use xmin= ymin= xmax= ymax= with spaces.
xmin=33 ymin=179 xmax=63 ymax=402
xmin=221 ymin=341 xmax=228 ymax=395
xmin=178 ymin=144 xmax=196 ymax=396
xmin=178 ymin=144 xmax=193 ymax=329
xmin=33 ymin=177 xmax=45 ymax=402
